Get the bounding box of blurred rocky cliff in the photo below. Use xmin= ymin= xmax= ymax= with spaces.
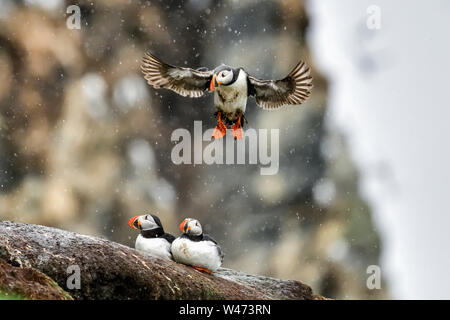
xmin=0 ymin=0 xmax=387 ymax=299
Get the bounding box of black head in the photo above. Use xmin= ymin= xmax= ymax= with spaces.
xmin=179 ymin=218 xmax=203 ymax=236
xmin=128 ymin=214 xmax=163 ymax=231
xmin=149 ymin=214 xmax=163 ymax=229
xmin=213 ymin=65 xmax=240 ymax=87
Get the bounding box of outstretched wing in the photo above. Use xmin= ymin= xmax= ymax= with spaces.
xmin=141 ymin=52 xmax=214 ymax=98
xmin=247 ymin=60 xmax=313 ymax=109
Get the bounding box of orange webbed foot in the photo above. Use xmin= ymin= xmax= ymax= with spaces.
xmin=212 ymin=124 xmax=227 ymax=139
xmin=232 ymin=114 xmax=243 ymax=140
xmin=232 ymin=127 xmax=243 ymax=140
xmin=193 ymin=266 xmax=212 ymax=274
xmin=212 ymin=112 xmax=227 ymax=139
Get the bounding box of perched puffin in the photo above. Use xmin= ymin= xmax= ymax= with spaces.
xmin=171 ymin=218 xmax=224 ymax=274
xmin=141 ymin=52 xmax=313 ymax=140
xmin=128 ymin=214 xmax=175 ymax=260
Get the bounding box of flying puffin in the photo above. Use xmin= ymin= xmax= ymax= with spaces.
xmin=141 ymin=52 xmax=313 ymax=140
xmin=171 ymin=218 xmax=224 ymax=274
xmin=128 ymin=214 xmax=176 ymax=260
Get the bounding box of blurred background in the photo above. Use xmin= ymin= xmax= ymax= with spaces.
xmin=0 ymin=0 xmax=448 ymax=299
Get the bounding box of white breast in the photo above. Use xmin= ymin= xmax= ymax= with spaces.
xmin=135 ymin=234 xmax=173 ymax=260
xmin=214 ymin=70 xmax=248 ymax=114
xmin=171 ymin=237 xmax=222 ymax=272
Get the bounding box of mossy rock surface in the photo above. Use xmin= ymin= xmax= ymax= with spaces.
xmin=0 ymin=258 xmax=72 ymax=300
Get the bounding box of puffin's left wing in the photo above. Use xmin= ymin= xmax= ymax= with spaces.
xmin=141 ymin=52 xmax=214 ymax=98
xmin=203 ymin=234 xmax=225 ymax=262
xmin=247 ymin=60 xmax=313 ymax=109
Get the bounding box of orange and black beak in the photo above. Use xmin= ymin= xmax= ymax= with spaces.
xmin=179 ymin=219 xmax=190 ymax=233
xmin=209 ymin=74 xmax=216 ymax=91
xmin=128 ymin=216 xmax=141 ymax=229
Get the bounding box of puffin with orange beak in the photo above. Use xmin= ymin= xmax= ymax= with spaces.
xmin=141 ymin=52 xmax=313 ymax=140
xmin=171 ymin=218 xmax=224 ymax=274
xmin=128 ymin=214 xmax=175 ymax=260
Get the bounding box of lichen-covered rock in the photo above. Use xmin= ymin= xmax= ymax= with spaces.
xmin=0 ymin=221 xmax=322 ymax=300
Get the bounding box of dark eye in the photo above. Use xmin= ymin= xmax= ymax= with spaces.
xmin=221 ymin=72 xmax=226 ymax=77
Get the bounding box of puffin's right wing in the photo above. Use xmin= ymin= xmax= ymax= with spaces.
xmin=141 ymin=52 xmax=214 ymax=98
xmin=247 ymin=60 xmax=313 ymax=109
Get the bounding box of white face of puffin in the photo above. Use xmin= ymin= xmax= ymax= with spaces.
xmin=128 ymin=214 xmax=160 ymax=231
xmin=179 ymin=218 xmax=202 ymax=236
xmin=216 ymin=69 xmax=233 ymax=86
